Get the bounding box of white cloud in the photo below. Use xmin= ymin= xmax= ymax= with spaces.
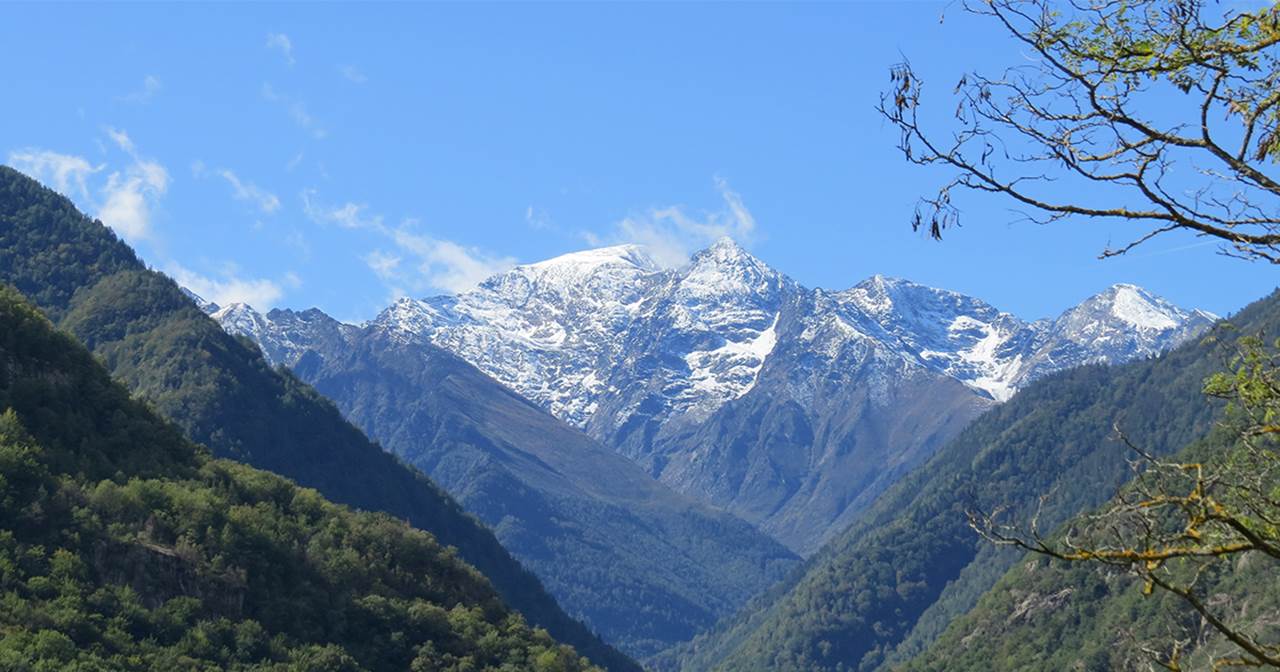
xmin=166 ymin=262 xmax=290 ymax=310
xmin=6 ymin=134 xmax=296 ymax=312
xmin=302 ymin=190 xmax=381 ymax=229
xmin=7 ymin=149 xmax=99 ymax=199
xmin=105 ymin=127 xmax=134 ymax=154
xmin=391 ymin=228 xmax=516 ymax=294
xmin=305 ymin=190 xmax=514 ymax=295
xmin=715 ymin=176 xmax=757 ymax=237
xmin=96 ymin=128 xmax=170 ymax=241
xmin=221 ymin=170 xmax=280 ymax=214
xmin=266 ymin=32 xmax=295 ymax=66
xmin=194 ymin=162 xmax=280 ymax=214
xmin=262 ymin=83 xmax=326 ymax=139
xmin=118 ymin=75 xmax=162 ymax=104
xmin=9 ymin=130 xmax=168 ymax=242
xmin=338 ymin=64 xmax=367 ymax=84
xmin=363 ymin=250 xmax=402 ymax=279
xmin=590 ymin=177 xmax=759 ymax=267
xmin=98 ymin=174 xmax=155 ymax=241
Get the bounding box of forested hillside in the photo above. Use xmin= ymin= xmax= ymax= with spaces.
xmin=660 ymin=290 xmax=1278 ymax=672
xmin=902 ymin=426 xmax=1280 ymax=671
xmin=0 ymin=285 xmax=598 ymax=671
xmin=0 ymin=166 xmax=637 ymax=672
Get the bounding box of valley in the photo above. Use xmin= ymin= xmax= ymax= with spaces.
xmin=3 ymin=1 xmax=1277 ymax=669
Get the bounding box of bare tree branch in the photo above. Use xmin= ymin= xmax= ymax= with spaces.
xmin=880 ymin=0 xmax=1280 ymax=262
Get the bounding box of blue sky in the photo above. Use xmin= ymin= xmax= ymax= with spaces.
xmin=2 ymin=2 xmax=1272 ymax=322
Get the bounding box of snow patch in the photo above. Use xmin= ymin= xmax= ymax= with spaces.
xmin=683 ymin=312 xmax=780 ymax=400
xmin=1110 ymin=285 xmax=1179 ymax=331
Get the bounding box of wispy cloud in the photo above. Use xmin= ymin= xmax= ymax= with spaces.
xmin=303 ymin=194 xmax=381 ymax=230
xmin=587 ymin=177 xmax=759 ymax=267
xmin=304 ymin=190 xmax=515 ymax=295
xmin=97 ymin=127 xmax=170 ymax=241
xmin=7 ymin=149 xmax=100 ymax=199
xmin=265 ymin=32 xmax=295 ymax=66
xmin=9 ymin=129 xmax=167 ymax=243
xmin=166 ymin=261 xmax=292 ymax=310
xmin=7 ymin=133 xmax=294 ymax=312
xmin=391 ymin=227 xmax=516 ymax=294
xmin=118 ymin=75 xmax=162 ymax=104
xmin=338 ymin=64 xmax=367 ymax=84
xmin=525 ymin=205 xmax=554 ymax=231
xmin=262 ymin=83 xmax=326 ymax=139
xmin=193 ymin=161 xmax=281 ymax=214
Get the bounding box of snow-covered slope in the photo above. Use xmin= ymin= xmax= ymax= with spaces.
xmin=368 ymin=244 xmax=661 ymax=427
xmin=352 ymin=239 xmax=1212 ymax=444
xmin=212 ymin=303 xmax=358 ymax=367
xmin=1013 ymin=283 xmax=1218 ymax=387
xmin=208 ymin=238 xmax=1216 ymax=552
xmin=835 ymin=278 xmax=1216 ymax=402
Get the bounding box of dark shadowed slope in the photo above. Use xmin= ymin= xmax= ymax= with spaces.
xmin=0 ymin=165 xmax=638 ymax=672
xmin=212 ymin=303 xmax=800 ymax=659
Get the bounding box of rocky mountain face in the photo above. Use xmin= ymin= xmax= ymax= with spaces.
xmin=209 ymin=299 xmax=799 ymax=658
xmin=212 ymin=238 xmax=1214 ymax=554
xmin=660 ymin=287 xmax=1268 ymax=672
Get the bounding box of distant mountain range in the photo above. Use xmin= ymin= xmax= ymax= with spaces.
xmin=210 ymin=296 xmax=799 ymax=658
xmin=213 ymin=237 xmax=1215 ymax=555
xmin=656 ymin=292 xmax=1277 ymax=672
xmin=0 ymin=162 xmax=1236 ymax=670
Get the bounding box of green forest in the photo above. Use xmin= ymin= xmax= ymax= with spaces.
xmin=0 ymin=285 xmax=598 ymax=671
xmin=0 ymin=166 xmax=636 ymax=672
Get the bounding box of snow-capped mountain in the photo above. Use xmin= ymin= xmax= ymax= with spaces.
xmin=352 ymin=237 xmax=1212 ymax=454
xmin=369 ymin=243 xmax=663 ymax=427
xmin=207 ymin=238 xmax=1216 ymax=553
xmin=201 ymin=289 xmax=799 ymax=657
xmin=1015 ymin=283 xmax=1218 ymax=387
xmin=837 ymin=277 xmax=1216 ymax=402
xmin=211 ymin=303 xmax=359 ymax=367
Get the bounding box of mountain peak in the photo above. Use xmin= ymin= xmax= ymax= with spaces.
xmin=522 ymin=243 xmax=660 ymax=276
xmin=846 ymin=274 xmax=967 ymax=319
xmin=681 ymin=238 xmax=784 ymax=301
xmin=855 ymin=273 xmax=913 ymax=293
xmin=211 ymin=301 xmax=261 ymax=321
xmin=208 ymin=303 xmax=273 ymax=350
xmin=689 ymin=237 xmax=773 ymax=274
xmin=708 ymin=235 xmax=745 ymax=252
xmin=182 ymin=287 xmax=220 ymax=313
xmin=697 ymin=236 xmax=754 ymax=262
xmin=1075 ymin=283 xmax=1207 ymax=332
